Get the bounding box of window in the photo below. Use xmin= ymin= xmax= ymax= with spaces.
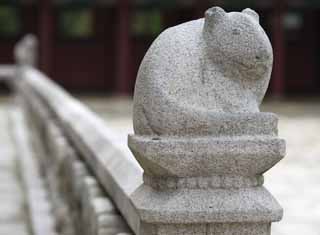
xmin=0 ymin=5 xmax=21 ymax=38
xmin=58 ymin=7 xmax=94 ymax=40
xmin=132 ymin=9 xmax=163 ymax=37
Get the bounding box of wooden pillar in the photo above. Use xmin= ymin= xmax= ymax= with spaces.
xmin=39 ymin=0 xmax=54 ymax=76
xmin=115 ymin=0 xmax=133 ymax=94
xmin=271 ymin=1 xmax=286 ymax=96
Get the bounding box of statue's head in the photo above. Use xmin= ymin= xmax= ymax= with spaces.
xmin=203 ymin=7 xmax=273 ymax=79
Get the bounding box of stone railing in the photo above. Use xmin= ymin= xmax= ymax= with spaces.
xmin=8 ymin=7 xmax=285 ymax=235
xmin=10 ymin=36 xmax=138 ymax=235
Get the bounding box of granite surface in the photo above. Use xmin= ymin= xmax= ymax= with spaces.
xmin=133 ymin=7 xmax=273 ymax=137
xmin=129 ymin=6 xmax=285 ymax=235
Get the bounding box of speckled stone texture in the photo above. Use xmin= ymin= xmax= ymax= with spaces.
xmin=133 ymin=7 xmax=273 ymax=136
xmin=129 ymin=6 xmax=285 ymax=235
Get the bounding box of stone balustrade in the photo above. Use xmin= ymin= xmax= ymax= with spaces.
xmin=11 ymin=37 xmax=138 ymax=235
xmin=8 ymin=6 xmax=285 ymax=235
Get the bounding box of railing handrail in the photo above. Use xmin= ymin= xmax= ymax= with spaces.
xmin=14 ymin=66 xmax=143 ymax=234
xmin=0 ymin=65 xmax=16 ymax=80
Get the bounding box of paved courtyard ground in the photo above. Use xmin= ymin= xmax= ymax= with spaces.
xmin=82 ymin=96 xmax=320 ymax=235
xmin=262 ymin=99 xmax=320 ymax=235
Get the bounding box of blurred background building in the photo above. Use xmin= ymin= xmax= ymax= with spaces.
xmin=0 ymin=0 xmax=319 ymax=96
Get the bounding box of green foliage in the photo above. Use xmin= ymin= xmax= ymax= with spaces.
xmin=0 ymin=5 xmax=20 ymax=37
xmin=132 ymin=9 xmax=163 ymax=37
xmin=59 ymin=8 xmax=93 ymax=39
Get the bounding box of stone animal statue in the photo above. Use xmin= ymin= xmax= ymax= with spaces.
xmin=133 ymin=7 xmax=274 ymax=136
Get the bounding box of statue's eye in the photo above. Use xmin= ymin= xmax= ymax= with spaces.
xmin=232 ymin=29 xmax=241 ymax=35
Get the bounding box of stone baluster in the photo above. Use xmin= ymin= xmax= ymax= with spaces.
xmin=129 ymin=6 xmax=285 ymax=235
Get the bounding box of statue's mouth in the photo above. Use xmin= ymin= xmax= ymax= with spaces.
xmin=234 ymin=58 xmax=270 ymax=72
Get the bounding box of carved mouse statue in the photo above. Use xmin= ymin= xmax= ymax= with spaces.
xmin=133 ymin=7 xmax=273 ymax=137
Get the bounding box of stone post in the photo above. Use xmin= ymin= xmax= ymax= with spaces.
xmin=128 ymin=7 xmax=285 ymax=235
xmin=14 ymin=34 xmax=38 ymax=67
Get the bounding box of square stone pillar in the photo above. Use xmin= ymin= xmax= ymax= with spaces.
xmin=129 ymin=6 xmax=285 ymax=235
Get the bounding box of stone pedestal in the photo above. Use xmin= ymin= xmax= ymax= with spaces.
xmin=129 ymin=113 xmax=285 ymax=235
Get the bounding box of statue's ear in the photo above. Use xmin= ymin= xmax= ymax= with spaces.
xmin=242 ymin=8 xmax=259 ymax=22
xmin=205 ymin=7 xmax=226 ymax=25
